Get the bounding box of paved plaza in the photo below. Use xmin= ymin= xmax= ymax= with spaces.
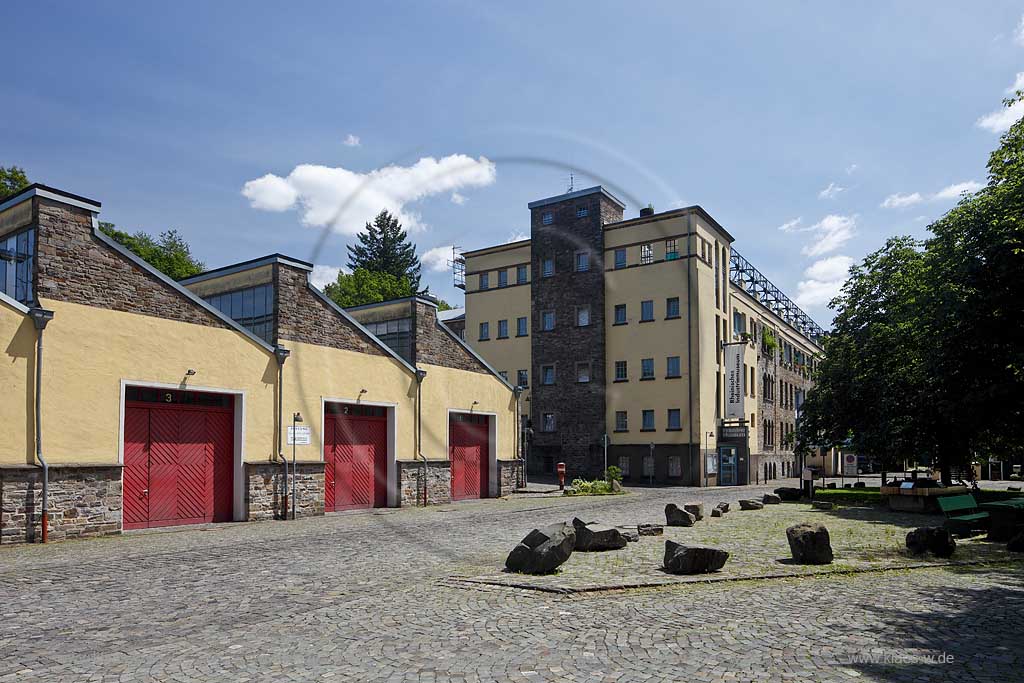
xmin=2 ymin=482 xmax=1022 ymax=683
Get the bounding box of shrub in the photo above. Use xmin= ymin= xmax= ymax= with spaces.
xmin=604 ymin=466 xmax=623 ymax=483
xmin=565 ymin=478 xmax=620 ymax=496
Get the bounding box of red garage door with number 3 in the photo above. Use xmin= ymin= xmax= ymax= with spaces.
xmin=450 ymin=413 xmax=489 ymax=500
xmin=122 ymin=387 xmax=234 ymax=530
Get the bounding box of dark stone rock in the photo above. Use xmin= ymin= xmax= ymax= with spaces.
xmin=843 ymin=483 xmax=852 ymax=489
xmin=572 ymin=518 xmax=628 ymax=551
xmin=620 ymin=528 xmax=640 ymax=543
xmin=638 ymin=523 xmax=664 ymax=536
xmin=1007 ymin=486 xmax=1022 ymax=492
xmin=505 ymin=522 xmax=576 ymax=574
xmin=906 ymin=527 xmax=956 ymax=558
xmin=711 ymin=508 xmax=723 ymax=518
xmin=715 ymin=502 xmax=730 ymax=513
xmin=665 ymin=504 xmax=696 ymax=526
xmin=663 ymin=540 xmax=729 ymax=574
xmin=786 ymin=522 xmax=834 ymax=565
xmin=739 ymin=499 xmax=764 ymax=511
xmin=762 ymin=493 xmax=782 ymax=505
xmin=1008 ymin=531 xmax=1024 ymax=553
xmin=826 ymin=483 xmax=837 ymax=489
xmin=611 ymin=479 xmax=623 ymax=493
xmin=683 ymin=503 xmax=704 ymax=521
xmin=853 ymin=481 xmax=866 ymax=488
xmin=811 ymin=501 xmax=834 ymax=510
xmin=775 ymin=487 xmax=803 ymax=502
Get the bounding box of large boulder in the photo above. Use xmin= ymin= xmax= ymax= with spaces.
xmin=763 ymin=493 xmax=782 ymax=505
xmin=505 ymin=522 xmax=576 ymax=574
xmin=611 ymin=479 xmax=623 ymax=493
xmin=739 ymin=499 xmax=764 ymax=511
xmin=665 ymin=503 xmax=696 ymax=527
xmin=906 ymin=527 xmax=956 ymax=558
xmin=572 ymin=518 xmax=628 ymax=551
xmin=638 ymin=523 xmax=664 ymax=536
xmin=811 ymin=501 xmax=834 ymax=511
xmin=775 ymin=487 xmax=803 ymax=502
xmin=663 ymin=540 xmax=729 ymax=574
xmin=1008 ymin=530 xmax=1024 ymax=553
xmin=715 ymin=502 xmax=730 ymax=513
xmin=786 ymin=522 xmax=834 ymax=565
xmin=711 ymin=507 xmax=723 ymax=518
xmin=619 ymin=528 xmax=640 ymax=543
xmin=683 ymin=503 xmax=704 ymax=521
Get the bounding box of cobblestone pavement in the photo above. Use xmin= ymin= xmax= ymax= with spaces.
xmin=2 ymin=480 xmax=1022 ymax=683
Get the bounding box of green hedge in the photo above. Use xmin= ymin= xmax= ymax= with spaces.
xmin=813 ymin=487 xmax=883 ymax=505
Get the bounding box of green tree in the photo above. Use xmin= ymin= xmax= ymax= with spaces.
xmin=99 ymin=223 xmax=205 ymax=280
xmin=1 ymin=165 xmax=30 ymax=197
xmin=323 ymin=268 xmax=416 ymax=308
xmin=346 ymin=210 xmax=421 ymax=290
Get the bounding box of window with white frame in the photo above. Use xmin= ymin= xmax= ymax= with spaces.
xmin=575 ymin=251 xmax=590 ymax=272
xmin=542 ymin=211 xmax=554 ymax=225
xmin=576 ymin=206 xmax=588 ymax=218
xmin=498 ymin=269 xmax=508 ymax=288
xmin=614 ymin=304 xmax=627 ymax=325
xmin=541 ymin=310 xmax=555 ymax=331
xmin=541 ymin=364 xmax=556 ymax=385
xmin=576 ymin=305 xmax=590 ymax=327
xmin=640 ymin=243 xmax=653 ymax=265
xmin=542 ymin=412 xmax=556 ymax=431
xmin=497 ymin=319 xmax=508 ymax=338
xmin=614 ymin=360 xmax=628 ymax=381
xmin=618 ymin=454 xmax=631 ymax=477
xmin=640 ymin=299 xmax=654 ymax=321
xmin=667 ymin=408 xmax=681 ymax=430
xmin=517 ymin=264 xmax=528 ymax=284
xmin=642 ymin=409 xmax=655 ymax=431
xmin=614 ymin=248 xmax=627 ymax=269
xmin=478 ymin=322 xmax=489 ymax=340
xmin=666 ymin=356 xmax=681 ymax=378
xmin=542 ymin=257 xmax=554 ymax=277
xmin=615 ymin=411 xmax=628 ymax=431
xmin=517 ymin=369 xmax=528 ymax=387
xmin=576 ymin=362 xmax=591 ymax=383
xmin=517 ymin=316 xmax=528 ymax=337
xmin=479 ymin=272 xmax=489 ymax=290
xmin=641 ymin=358 xmax=655 ymax=380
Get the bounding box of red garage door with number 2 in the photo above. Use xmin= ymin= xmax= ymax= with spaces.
xmin=450 ymin=413 xmax=489 ymax=500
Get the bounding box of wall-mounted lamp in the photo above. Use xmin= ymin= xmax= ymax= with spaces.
xmin=186 ymin=369 xmax=197 ymax=377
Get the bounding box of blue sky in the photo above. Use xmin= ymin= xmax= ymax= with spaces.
xmin=4 ymin=2 xmax=1022 ymax=323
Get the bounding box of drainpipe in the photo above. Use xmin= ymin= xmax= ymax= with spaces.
xmin=513 ymin=386 xmax=523 ymax=489
xmin=414 ymin=369 xmax=428 ymax=506
xmin=274 ymin=346 xmax=291 ymax=520
xmin=686 ymin=214 xmax=696 ymax=485
xmin=29 ymin=308 xmax=54 ymax=543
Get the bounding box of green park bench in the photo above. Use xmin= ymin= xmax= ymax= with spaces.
xmin=937 ymin=494 xmax=989 ymax=536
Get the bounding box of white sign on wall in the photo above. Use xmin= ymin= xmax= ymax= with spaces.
xmin=843 ymin=453 xmax=859 ymax=476
xmin=287 ymin=425 xmax=312 ymax=446
xmin=725 ymin=344 xmax=745 ymax=419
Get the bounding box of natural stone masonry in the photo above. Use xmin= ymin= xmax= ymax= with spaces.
xmin=1 ymin=465 xmax=122 ymax=544
xmin=398 ymin=460 xmax=452 ymax=506
xmin=245 ymin=462 xmax=324 ymax=521
xmin=498 ymin=458 xmax=522 ymax=494
xmin=414 ymin=299 xmax=490 ymax=373
xmin=34 ymin=198 xmax=231 ymax=329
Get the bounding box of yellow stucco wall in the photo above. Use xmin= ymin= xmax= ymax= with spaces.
xmin=35 ymin=298 xmax=277 ymax=465
xmin=0 ymin=299 xmax=34 ymax=465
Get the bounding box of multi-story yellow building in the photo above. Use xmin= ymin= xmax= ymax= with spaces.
xmin=461 ymin=186 xmax=823 ymax=486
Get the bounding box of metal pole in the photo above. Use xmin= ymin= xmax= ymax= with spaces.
xmin=291 ymin=414 xmax=297 ymax=520
xmin=603 ymin=433 xmax=608 ymax=479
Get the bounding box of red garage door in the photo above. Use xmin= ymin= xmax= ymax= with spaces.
xmin=325 ymin=403 xmax=388 ymax=511
xmin=122 ymin=387 xmax=234 ymax=530
xmin=450 ymin=413 xmax=489 ymax=500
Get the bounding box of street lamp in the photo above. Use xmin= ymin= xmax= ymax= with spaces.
xmin=291 ymin=411 xmax=303 ymax=520
xmin=705 ymin=430 xmax=714 ymax=488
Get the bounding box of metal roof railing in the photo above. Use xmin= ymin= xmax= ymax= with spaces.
xmin=729 ymin=249 xmax=826 ymax=345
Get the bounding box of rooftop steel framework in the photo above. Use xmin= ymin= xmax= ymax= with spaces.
xmin=729 ymin=249 xmax=826 ymax=345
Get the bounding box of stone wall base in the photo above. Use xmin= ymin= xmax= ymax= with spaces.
xmin=498 ymin=459 xmax=523 ymax=495
xmin=1 ymin=466 xmax=122 ymax=545
xmin=245 ymin=462 xmax=325 ymax=521
xmin=399 ymin=460 xmax=452 ymax=507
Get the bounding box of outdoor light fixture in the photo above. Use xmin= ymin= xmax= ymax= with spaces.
xmin=186 ymin=369 xmax=196 ymax=376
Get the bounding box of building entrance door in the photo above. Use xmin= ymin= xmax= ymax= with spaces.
xmin=718 ymin=446 xmax=738 ymax=486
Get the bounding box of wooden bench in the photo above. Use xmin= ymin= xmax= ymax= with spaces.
xmin=937 ymin=494 xmax=989 ymax=536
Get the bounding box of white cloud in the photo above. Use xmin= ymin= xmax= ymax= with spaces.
xmin=1016 ymin=15 xmax=1024 ymax=47
xmin=506 ymin=231 xmax=529 ymax=243
xmin=241 ymin=154 xmax=497 ymax=234
xmin=310 ymin=264 xmax=348 ymax=290
xmin=450 ymin=192 xmax=467 ymax=205
xmin=420 ymin=245 xmax=455 ymax=273
xmin=845 ymin=163 xmax=859 ymax=175
xmin=343 ymin=134 xmax=361 ymax=147
xmin=881 ymin=192 xmax=924 ymax=209
xmin=801 ymin=214 xmax=857 ymax=257
xmin=933 ymin=181 xmax=983 ymax=200
xmin=795 ymin=255 xmax=854 ymax=310
xmin=976 ymin=73 xmax=1024 ymax=133
xmin=818 ymin=182 xmax=845 ymax=199
xmin=777 ymin=217 xmax=803 ymax=232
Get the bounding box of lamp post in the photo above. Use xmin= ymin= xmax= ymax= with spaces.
xmin=291 ymin=411 xmax=303 ymax=520
xmin=648 ymin=442 xmax=654 ymax=486
xmin=705 ymin=430 xmax=714 ymax=488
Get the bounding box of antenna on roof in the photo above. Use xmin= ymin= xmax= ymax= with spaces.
xmin=567 ymin=172 xmax=574 ymax=193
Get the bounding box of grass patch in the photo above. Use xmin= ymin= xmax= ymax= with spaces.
xmin=813 ymin=487 xmax=883 ymax=506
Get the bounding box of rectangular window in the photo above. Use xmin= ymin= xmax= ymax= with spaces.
xmin=498 ymin=371 xmax=508 ymax=380
xmin=614 ymin=248 xmax=627 ymax=269
xmin=541 ymin=310 xmax=555 ymax=331
xmin=614 ymin=360 xmax=628 ymax=381
xmin=666 ymin=297 xmax=680 ymax=318
xmin=517 ymin=369 xmax=529 ymax=387
xmin=205 ymin=282 xmax=276 ymax=344
xmin=618 ymin=454 xmax=631 ymax=477
xmin=643 ymin=453 xmax=655 ymax=477
xmin=576 ymin=206 xmax=589 ymax=218
xmin=498 ymin=270 xmax=508 ymax=288
xmin=576 ymin=305 xmax=590 ymax=327
xmin=497 ymin=319 xmax=508 ymax=339
xmin=665 ymin=238 xmax=678 ymax=260
xmin=640 ymin=300 xmax=654 ymax=322
xmin=541 ymin=364 xmax=556 ymax=385
xmin=575 ymin=251 xmax=590 ymax=272
xmin=750 ymin=366 xmax=755 ymax=397
xmin=542 ymin=257 xmax=554 ymax=277
xmin=614 ymin=304 xmax=627 ymax=325
xmin=668 ymin=455 xmax=682 ymax=477
xmin=641 ymin=358 xmax=655 ymax=380
xmin=614 ymin=411 xmax=628 ymax=432
xmin=640 ymin=243 xmax=653 ymax=265
xmin=576 ymin=362 xmax=591 ymax=383
xmin=667 ymin=408 xmax=681 ymax=430
xmin=479 ymin=272 xmax=489 ymax=290
xmin=0 ymin=226 xmax=36 ymax=304
xmin=542 ymin=211 xmax=554 ymax=225
xmin=666 ymin=356 xmax=681 ymax=378
xmin=478 ymin=322 xmax=489 ymax=340
xmin=542 ymin=412 xmax=556 ymax=432
xmin=517 ymin=264 xmax=528 ymax=284
xmin=516 ymin=316 xmax=528 ymax=337
xmin=641 ymin=409 xmax=655 ymax=431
